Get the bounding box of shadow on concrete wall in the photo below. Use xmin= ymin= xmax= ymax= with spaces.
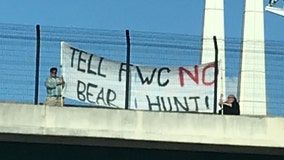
xmin=0 ymin=141 xmax=282 ymax=160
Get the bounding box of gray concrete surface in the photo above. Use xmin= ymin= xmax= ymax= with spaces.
xmin=0 ymin=102 xmax=283 ymax=156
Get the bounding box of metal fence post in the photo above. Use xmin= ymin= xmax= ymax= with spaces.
xmin=125 ymin=30 xmax=131 ymax=109
xmin=213 ymin=36 xmax=218 ymax=114
xmin=34 ymin=24 xmax=41 ymax=105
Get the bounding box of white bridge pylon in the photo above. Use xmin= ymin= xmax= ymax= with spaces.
xmin=265 ymin=5 xmax=284 ymax=16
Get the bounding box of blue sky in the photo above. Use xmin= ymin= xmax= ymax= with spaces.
xmin=0 ymin=0 xmax=283 ymax=41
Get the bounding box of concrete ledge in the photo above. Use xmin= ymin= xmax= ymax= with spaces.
xmin=0 ymin=102 xmax=283 ymax=155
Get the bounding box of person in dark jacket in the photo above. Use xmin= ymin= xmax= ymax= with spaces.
xmin=219 ymin=94 xmax=240 ymax=115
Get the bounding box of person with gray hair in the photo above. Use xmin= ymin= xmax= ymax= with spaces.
xmin=219 ymin=94 xmax=240 ymax=115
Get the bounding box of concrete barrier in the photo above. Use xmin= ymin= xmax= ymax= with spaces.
xmin=0 ymin=102 xmax=283 ymax=155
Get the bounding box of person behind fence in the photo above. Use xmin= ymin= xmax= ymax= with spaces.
xmin=44 ymin=67 xmax=65 ymax=107
xmin=218 ymin=94 xmax=240 ymax=115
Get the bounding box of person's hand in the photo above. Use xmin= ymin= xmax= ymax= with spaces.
xmin=58 ymin=76 xmax=65 ymax=85
xmin=219 ymin=93 xmax=223 ymax=105
xmin=219 ymin=99 xmax=223 ymax=105
xmin=57 ymin=80 xmax=62 ymax=85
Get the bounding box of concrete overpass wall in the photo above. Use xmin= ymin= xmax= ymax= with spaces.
xmin=0 ymin=103 xmax=283 ymax=155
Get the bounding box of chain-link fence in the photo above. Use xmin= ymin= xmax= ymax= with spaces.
xmin=0 ymin=23 xmax=283 ymax=117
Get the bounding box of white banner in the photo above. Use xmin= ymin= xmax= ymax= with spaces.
xmin=61 ymin=42 xmax=217 ymax=112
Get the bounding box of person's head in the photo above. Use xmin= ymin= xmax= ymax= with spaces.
xmin=50 ymin=67 xmax=57 ymax=78
xmin=227 ymin=94 xmax=236 ymax=103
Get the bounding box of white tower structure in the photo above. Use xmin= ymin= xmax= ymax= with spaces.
xmin=238 ymin=0 xmax=267 ymax=115
xmin=201 ymin=0 xmax=225 ymax=103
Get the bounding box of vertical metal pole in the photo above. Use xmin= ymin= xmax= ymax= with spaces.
xmin=125 ymin=30 xmax=131 ymax=109
xmin=213 ymin=36 xmax=218 ymax=114
xmin=34 ymin=25 xmax=40 ymax=105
